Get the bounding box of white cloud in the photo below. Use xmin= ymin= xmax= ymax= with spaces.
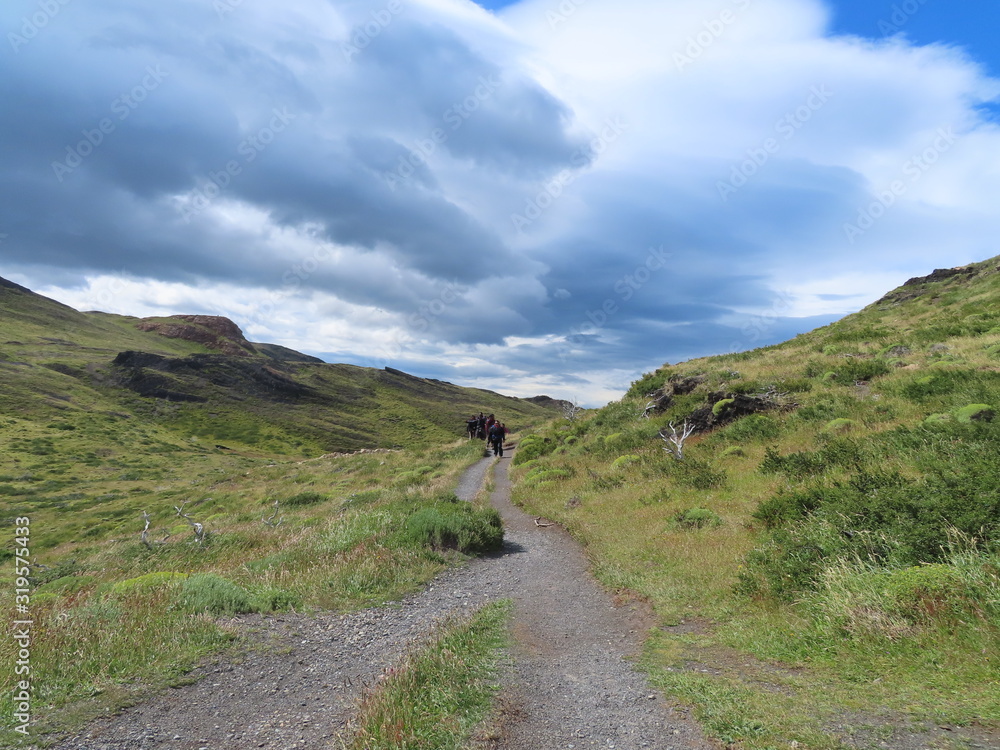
xmin=3 ymin=0 xmax=1000 ymax=407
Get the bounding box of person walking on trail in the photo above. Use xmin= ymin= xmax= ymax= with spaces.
xmin=488 ymin=421 xmax=505 ymax=457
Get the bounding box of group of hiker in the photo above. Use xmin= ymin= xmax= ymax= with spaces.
xmin=466 ymin=412 xmax=509 ymax=457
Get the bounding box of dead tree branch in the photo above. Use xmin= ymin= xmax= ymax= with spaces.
xmin=659 ymin=420 xmax=695 ymax=461
xmin=562 ymin=399 xmax=584 ymax=422
xmin=262 ymin=498 xmax=284 ymax=528
xmin=140 ymin=511 xmax=171 ymax=549
xmin=174 ymin=502 xmax=207 ymax=546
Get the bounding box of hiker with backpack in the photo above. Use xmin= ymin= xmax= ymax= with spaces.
xmin=488 ymin=420 xmax=505 ymax=457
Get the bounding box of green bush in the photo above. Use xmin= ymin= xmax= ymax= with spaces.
xmin=611 ymin=454 xmax=641 ymax=470
xmin=924 ymin=413 xmax=952 ymax=425
xmin=720 ymin=446 xmax=746 ymax=458
xmin=883 ymin=564 xmax=971 ymax=622
xmin=744 ymin=423 xmax=1000 ymax=600
xmin=758 ymin=439 xmax=865 ymax=479
xmin=822 ymin=418 xmax=857 ymax=434
xmin=674 ymin=507 xmax=723 ymax=529
xmin=524 ymin=468 xmax=572 ymax=486
xmin=177 ymin=573 xmax=257 ymax=615
xmin=110 ymin=572 xmax=188 ymax=597
xmin=285 ymin=491 xmax=329 ymax=506
xmin=664 ymin=457 xmax=726 ymax=490
xmin=833 ymin=358 xmax=891 ymax=383
xmin=400 ymin=505 xmax=503 ymax=554
xmin=513 ymin=435 xmax=554 ymax=465
xmin=253 ymin=587 xmax=303 ymax=612
xmin=628 ymin=368 xmax=672 ymax=398
xmin=752 ymin=487 xmax=824 ymax=529
xmin=723 ymin=414 xmax=781 ymax=442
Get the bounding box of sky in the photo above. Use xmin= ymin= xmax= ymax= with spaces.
xmin=1 ymin=1 xmax=998 ymax=406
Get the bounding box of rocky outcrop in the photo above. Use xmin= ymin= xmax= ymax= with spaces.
xmin=111 ymin=351 xmax=311 ymax=402
xmin=135 ymin=315 xmax=258 ymax=357
xmin=525 ymin=395 xmax=575 ymax=412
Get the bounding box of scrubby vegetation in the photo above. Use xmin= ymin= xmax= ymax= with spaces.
xmin=347 ymin=601 xmax=511 ymax=750
xmin=0 ymin=438 xmax=505 ymax=742
xmin=509 ymin=258 xmax=1000 ymax=747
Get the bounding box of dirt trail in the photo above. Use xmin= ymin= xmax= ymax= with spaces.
xmin=44 ymin=452 xmax=710 ymax=750
xmin=481 ymin=454 xmax=712 ymax=750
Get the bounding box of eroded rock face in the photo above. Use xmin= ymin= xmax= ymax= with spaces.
xmin=136 ymin=315 xmax=257 ymax=357
xmin=111 ymin=351 xmax=311 ymax=402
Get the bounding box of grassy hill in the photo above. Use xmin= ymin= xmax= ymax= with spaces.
xmin=0 ymin=276 xmax=551 ymax=742
xmin=0 ymin=276 xmax=554 ymax=455
xmin=509 ymin=258 xmax=1000 ymax=748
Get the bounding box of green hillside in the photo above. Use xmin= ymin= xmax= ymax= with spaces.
xmin=510 ymin=258 xmax=1000 ymax=748
xmin=0 ymin=276 xmax=550 ymax=742
xmin=0 ymin=277 xmax=553 ymax=455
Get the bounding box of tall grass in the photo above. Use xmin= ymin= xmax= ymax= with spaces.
xmin=508 ymin=262 xmax=1000 ymax=746
xmin=0 ymin=439 xmax=497 ymax=742
xmin=345 ymin=601 xmax=512 ymax=750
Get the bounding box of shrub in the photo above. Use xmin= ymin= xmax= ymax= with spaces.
xmin=795 ymin=399 xmax=840 ymax=422
xmin=611 ymin=454 xmax=641 ymax=470
xmin=674 ymin=507 xmax=723 ymax=529
xmin=664 ymin=457 xmax=726 ymax=490
xmin=752 ymin=487 xmax=824 ymax=529
xmin=401 ymin=506 xmax=503 ymax=554
xmin=628 ymin=368 xmax=672 ymax=398
xmin=177 ymin=573 xmax=257 ymax=615
xmin=823 ymin=418 xmax=857 ymax=434
xmin=723 ymin=414 xmax=781 ymax=442
xmin=513 ymin=435 xmax=554 ymax=465
xmin=524 ymin=468 xmax=572 ymax=486
xmin=110 ymin=572 xmax=188 ymax=597
xmin=285 ymin=491 xmax=328 ymax=506
xmin=834 ymin=358 xmax=891 ymax=383
xmin=720 ymin=446 xmax=745 ymax=458
xmin=759 ymin=447 xmax=824 ymax=477
xmin=954 ymin=404 xmax=995 ymax=423
xmin=253 ymin=587 xmax=303 ymax=612
xmin=883 ymin=564 xmax=971 ymax=622
xmin=603 ymin=432 xmax=625 ymax=448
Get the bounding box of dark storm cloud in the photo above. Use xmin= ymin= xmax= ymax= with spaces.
xmin=0 ymin=0 xmax=584 ymax=305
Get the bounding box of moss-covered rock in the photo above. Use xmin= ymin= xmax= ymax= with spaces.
xmin=954 ymin=404 xmax=995 ymax=423
xmin=712 ymin=398 xmax=735 ymax=417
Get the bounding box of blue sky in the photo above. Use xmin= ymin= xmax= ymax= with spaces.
xmin=2 ymin=0 xmax=999 ymax=405
xmin=477 ymin=0 xmax=1000 ymax=77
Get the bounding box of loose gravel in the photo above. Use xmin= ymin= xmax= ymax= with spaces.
xmin=43 ymin=452 xmax=711 ymax=750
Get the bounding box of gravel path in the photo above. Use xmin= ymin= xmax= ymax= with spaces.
xmin=44 ymin=452 xmax=710 ymax=750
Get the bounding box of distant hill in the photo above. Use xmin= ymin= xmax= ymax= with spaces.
xmin=0 ymin=276 xmax=558 ymax=454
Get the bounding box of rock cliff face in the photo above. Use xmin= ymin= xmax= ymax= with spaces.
xmin=135 ymin=315 xmax=258 ymax=357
